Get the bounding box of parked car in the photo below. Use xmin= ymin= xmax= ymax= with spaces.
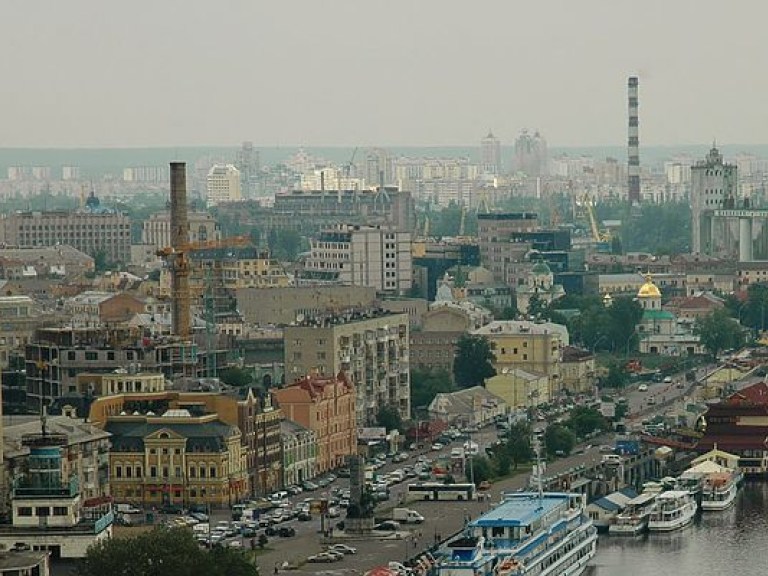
xmin=307 ymin=553 xmax=338 ymax=563
xmin=278 ymin=526 xmax=296 ymax=537
xmin=298 ymin=512 xmax=312 ymax=521
xmin=329 ymin=544 xmax=357 ymax=555
xmin=638 ymin=384 xmax=648 ymax=392
xmin=302 ymin=481 xmax=319 ymax=491
xmin=374 ymin=520 xmax=400 ymax=531
xmin=431 ymin=443 xmax=444 ymax=451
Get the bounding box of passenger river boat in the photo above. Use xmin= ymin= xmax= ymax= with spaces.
xmin=433 ymin=491 xmax=597 ymax=576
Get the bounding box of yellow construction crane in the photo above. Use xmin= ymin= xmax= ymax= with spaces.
xmin=581 ymin=193 xmax=610 ymax=243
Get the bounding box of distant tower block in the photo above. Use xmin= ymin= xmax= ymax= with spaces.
xmin=627 ymin=76 xmax=640 ymax=204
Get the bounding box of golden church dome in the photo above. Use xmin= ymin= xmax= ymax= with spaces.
xmin=637 ymin=274 xmax=661 ymax=298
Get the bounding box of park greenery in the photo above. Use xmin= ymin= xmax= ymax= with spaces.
xmin=410 ymin=367 xmax=456 ymax=416
xmin=694 ymin=308 xmax=744 ymax=359
xmin=76 ymin=526 xmax=258 ymax=576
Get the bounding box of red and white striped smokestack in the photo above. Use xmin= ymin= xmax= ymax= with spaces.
xmin=628 ymin=76 xmax=640 ymax=204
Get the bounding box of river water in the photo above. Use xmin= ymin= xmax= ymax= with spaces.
xmin=592 ymin=482 xmax=768 ymax=576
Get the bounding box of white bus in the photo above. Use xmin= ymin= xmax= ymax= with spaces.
xmin=408 ymin=482 xmax=476 ymax=501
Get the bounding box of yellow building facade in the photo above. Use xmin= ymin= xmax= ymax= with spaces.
xmin=473 ymin=320 xmax=568 ymax=398
xmin=104 ymin=411 xmax=247 ymax=509
xmin=485 ymin=369 xmax=550 ymax=410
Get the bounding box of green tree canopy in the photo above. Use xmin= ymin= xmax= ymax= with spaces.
xmin=218 ymin=366 xmax=253 ymax=387
xmin=410 ymin=368 xmax=455 ymax=416
xmin=503 ymin=422 xmax=534 ymax=469
xmin=544 ymin=424 xmax=576 ymax=457
xmin=453 ymin=334 xmax=497 ymax=388
xmin=77 ymin=526 xmax=257 ymax=576
xmin=466 ymin=456 xmax=493 ymax=485
xmin=694 ymin=307 xmax=744 ymax=358
xmin=376 ymin=404 xmax=403 ymax=432
xmin=566 ymin=407 xmax=610 ymax=438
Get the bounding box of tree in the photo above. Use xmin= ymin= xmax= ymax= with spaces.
xmin=218 ymin=366 xmax=253 ymax=388
xmin=602 ymin=359 xmax=629 ymax=389
xmin=543 ymin=424 xmax=576 ymax=457
xmin=77 ymin=526 xmax=257 ymax=576
xmin=694 ymin=308 xmax=744 ymax=358
xmin=410 ymin=368 xmax=455 ymax=415
xmin=466 ymin=456 xmax=493 ymax=486
xmin=453 ymin=334 xmax=496 ymax=389
xmin=566 ymin=407 xmax=610 ymax=438
xmin=606 ymin=296 xmax=643 ymax=354
xmin=503 ymin=422 xmax=534 ymax=469
xmin=527 ymin=294 xmax=548 ymax=319
xmin=376 ymin=404 xmax=403 ymax=432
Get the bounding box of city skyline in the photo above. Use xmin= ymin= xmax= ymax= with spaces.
xmin=3 ymin=0 xmax=767 ymax=148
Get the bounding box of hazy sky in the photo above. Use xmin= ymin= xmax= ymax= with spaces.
xmin=3 ymin=0 xmax=767 ymax=148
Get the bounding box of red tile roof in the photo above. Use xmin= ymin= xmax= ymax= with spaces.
xmin=726 ymin=382 xmax=768 ymax=406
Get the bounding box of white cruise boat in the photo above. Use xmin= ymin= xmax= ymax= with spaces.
xmin=433 ymin=491 xmax=597 ymax=576
xmin=701 ymin=471 xmax=738 ymax=511
xmin=609 ymin=492 xmax=657 ymax=536
xmin=647 ymin=490 xmax=697 ymax=532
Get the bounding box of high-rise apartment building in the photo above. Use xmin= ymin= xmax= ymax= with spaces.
xmin=480 ymin=131 xmax=502 ymax=175
xmin=512 ymin=130 xmax=548 ymax=177
xmin=302 ymin=224 xmax=412 ymax=295
xmin=206 ymin=164 xmax=242 ymax=206
xmin=0 ymin=209 xmax=131 ymax=263
xmin=477 ymin=212 xmax=540 ymax=281
xmin=269 ymin=187 xmax=415 ymax=233
xmin=283 ymin=312 xmax=410 ymax=425
xmin=235 ymin=141 xmax=260 ymax=197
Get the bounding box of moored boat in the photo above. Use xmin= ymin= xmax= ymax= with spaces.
xmin=433 ymin=491 xmax=597 ymax=576
xmin=609 ymin=491 xmax=657 ymax=536
xmin=647 ymin=490 xmax=697 ymax=532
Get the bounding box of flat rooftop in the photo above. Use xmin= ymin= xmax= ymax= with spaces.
xmin=470 ymin=493 xmax=570 ymax=528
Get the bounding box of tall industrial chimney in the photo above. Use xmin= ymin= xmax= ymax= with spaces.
xmin=169 ymin=162 xmax=191 ymax=340
xmin=627 ymin=76 xmax=640 ymax=204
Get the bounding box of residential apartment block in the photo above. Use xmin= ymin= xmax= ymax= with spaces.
xmin=272 ymin=374 xmax=356 ymax=474
xmin=302 ymin=224 xmax=412 ymax=295
xmin=206 ymin=164 xmax=242 ymax=206
xmin=477 ymin=212 xmax=540 ymax=281
xmin=283 ymin=311 xmax=410 ymax=424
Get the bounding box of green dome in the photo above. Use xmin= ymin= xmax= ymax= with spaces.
xmin=531 ymin=261 xmax=551 ymax=275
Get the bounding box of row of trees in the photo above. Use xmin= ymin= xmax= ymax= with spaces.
xmin=77 ymin=526 xmax=258 ymax=576
xmin=465 ymin=407 xmax=610 ymax=486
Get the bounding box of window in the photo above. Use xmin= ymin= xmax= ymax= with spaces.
xmin=190 ymin=467 xmax=197 ymax=478
xmin=18 ymin=507 xmax=32 ymax=517
xmin=135 ymin=467 xmax=142 ymax=478
xmin=126 ymin=466 xmax=132 ymax=478
xmin=67 ymin=351 xmax=76 ymax=361
xmin=162 ymin=448 xmax=168 ymax=455
xmin=175 ymin=466 xmax=181 ymax=478
xmin=150 ymin=466 xmax=157 ymax=478
xmin=174 ymin=448 xmax=181 ymax=455
xmin=200 ymin=467 xmax=206 ymax=478
xmin=85 ymin=351 xmax=98 ymax=361
xmin=210 ymin=467 xmax=217 ymax=478
xmin=53 ymin=507 xmax=68 ymax=516
xmin=36 ymin=507 xmax=50 ymax=517
xmin=107 ymin=351 xmax=115 ymax=361
xmin=162 ymin=467 xmax=169 ymax=478
xmin=115 ymin=466 xmax=122 ymax=478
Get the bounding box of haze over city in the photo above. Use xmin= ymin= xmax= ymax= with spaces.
xmin=4 ymin=0 xmax=768 ymax=148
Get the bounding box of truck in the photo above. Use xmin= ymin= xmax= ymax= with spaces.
xmin=392 ymin=508 xmax=425 ymax=524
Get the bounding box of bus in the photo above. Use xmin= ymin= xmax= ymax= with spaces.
xmin=408 ymin=482 xmax=476 ymax=501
